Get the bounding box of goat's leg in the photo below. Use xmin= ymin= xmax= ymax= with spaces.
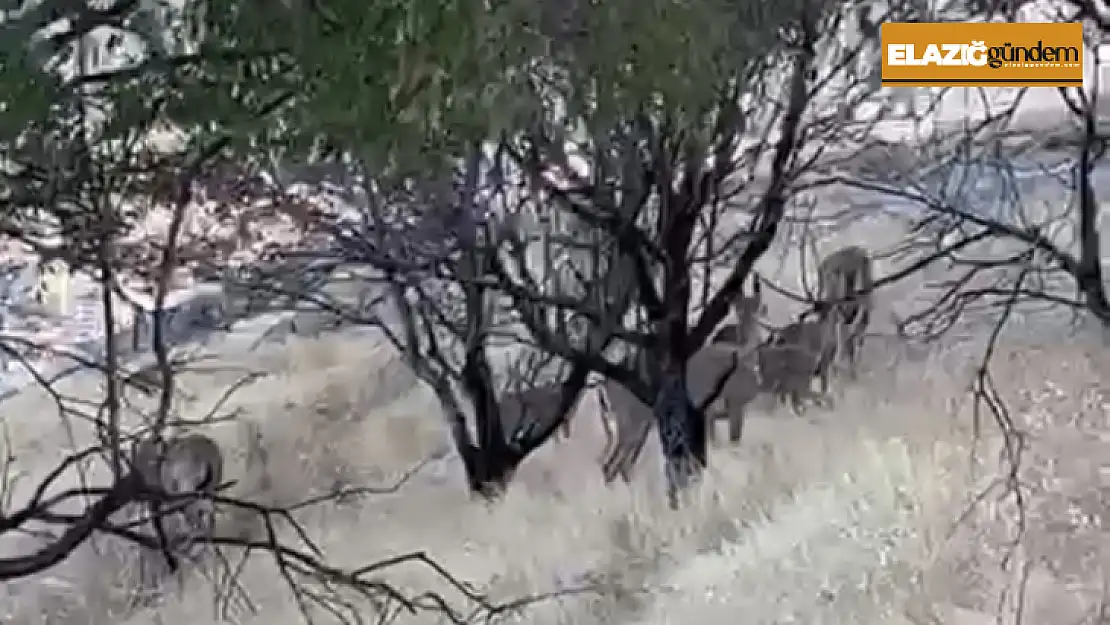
xmin=601 ymin=434 xmax=625 ymax=483
xmin=793 ymin=380 xmax=833 ymax=414
xmin=601 ymin=450 xmax=622 ymax=483
xmin=598 ymin=415 xmax=618 ymax=478
xmin=599 ymin=410 xmax=615 ymax=454
xmin=603 ymin=444 xmax=636 ymax=484
xmin=595 ymin=388 xmax=616 ymax=466
xmin=617 ymin=456 xmax=635 ymax=484
xmin=848 ymin=311 xmax=870 ymax=379
xmin=559 ymin=416 xmax=573 ymax=440
xmin=815 ymin=391 xmax=834 ymax=409
xmin=605 ymin=420 xmax=652 ymax=484
xmin=811 ymin=379 xmax=834 ymax=408
xmin=847 ymin=335 xmax=863 ymax=380
xmin=772 ymin=389 xmax=789 ymax=410
xmin=727 ymin=404 xmax=743 ymax=444
xmin=624 ymin=420 xmax=654 ymax=482
xmin=789 ymin=391 xmax=806 ymax=416
xmin=706 ymin=410 xmax=718 ymax=446
xmin=804 ymin=373 xmax=833 ymax=409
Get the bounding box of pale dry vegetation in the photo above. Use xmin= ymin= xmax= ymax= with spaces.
xmin=1 ymin=214 xmax=1105 ymax=625
xmin=3 ymin=0 xmax=1109 ymax=622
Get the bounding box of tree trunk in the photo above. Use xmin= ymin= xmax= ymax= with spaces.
xmin=653 ymin=373 xmax=707 ymax=509
xmin=1077 ymin=124 xmax=1110 ymax=326
xmin=449 ymin=412 xmax=519 ymax=499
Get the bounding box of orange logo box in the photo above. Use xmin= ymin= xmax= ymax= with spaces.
xmin=881 ymin=22 xmax=1083 ymax=87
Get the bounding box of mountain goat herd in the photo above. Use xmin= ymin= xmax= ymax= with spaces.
xmin=112 ymin=244 xmax=875 ymax=604
xmin=593 ymin=244 xmax=876 ymax=482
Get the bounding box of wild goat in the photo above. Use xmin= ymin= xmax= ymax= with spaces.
xmin=596 ymin=268 xmax=864 ymax=481
xmin=127 ymin=433 xmax=224 ymax=606
xmin=132 ymin=433 xmax=224 ymax=496
xmin=501 ymin=381 xmax=591 ymax=444
xmin=598 ymin=273 xmax=766 ymax=483
xmin=750 ymin=246 xmax=873 ymax=413
xmin=719 ymin=272 xmax=768 ymax=347
xmin=596 ymin=375 xmax=650 ymax=484
xmin=597 ymin=345 xmax=759 ymax=483
xmin=816 ymin=245 xmax=874 ymax=380
xmin=757 ymin=314 xmax=837 ymax=414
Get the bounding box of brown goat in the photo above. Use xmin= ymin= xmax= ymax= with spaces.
xmin=597 ymin=345 xmax=759 ymax=484
xmin=597 ymin=272 xmax=767 ymax=482
xmin=128 ymin=433 xmax=224 ymax=606
xmin=816 ymin=245 xmax=874 ymax=380
xmin=757 ymin=315 xmax=838 ymax=414
xmin=499 ymin=382 xmax=592 ymax=444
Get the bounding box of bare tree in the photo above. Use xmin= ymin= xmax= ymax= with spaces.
xmin=0 ymin=141 xmax=556 ymax=622
xmin=278 ymin=142 xmax=636 ymax=499
xmin=136 ymin=0 xmax=944 ymax=512
xmin=156 ymin=0 xmax=941 ymax=511
xmin=0 ymin=45 xmax=560 ymax=625
xmin=478 ymin=0 xmax=931 ymax=504
xmin=598 ymin=275 xmax=767 ymax=483
xmin=777 ymin=3 xmax=1110 ymax=606
xmin=816 ymin=6 xmax=1109 ymax=350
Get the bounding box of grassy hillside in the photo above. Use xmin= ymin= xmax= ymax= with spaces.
xmin=0 ymin=213 xmax=1106 ymax=625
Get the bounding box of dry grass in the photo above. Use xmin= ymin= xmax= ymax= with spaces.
xmin=0 ymin=215 xmax=1107 ymax=625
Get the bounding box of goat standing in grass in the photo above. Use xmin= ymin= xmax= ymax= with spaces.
xmin=501 ymin=381 xmax=595 ymax=444
xmin=755 ymin=245 xmax=874 ymax=413
xmin=756 ymin=313 xmax=838 ymax=414
xmin=128 ymin=433 xmax=224 ymax=607
xmin=816 ymin=245 xmax=874 ymax=381
xmin=598 ymin=274 xmax=766 ymax=483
